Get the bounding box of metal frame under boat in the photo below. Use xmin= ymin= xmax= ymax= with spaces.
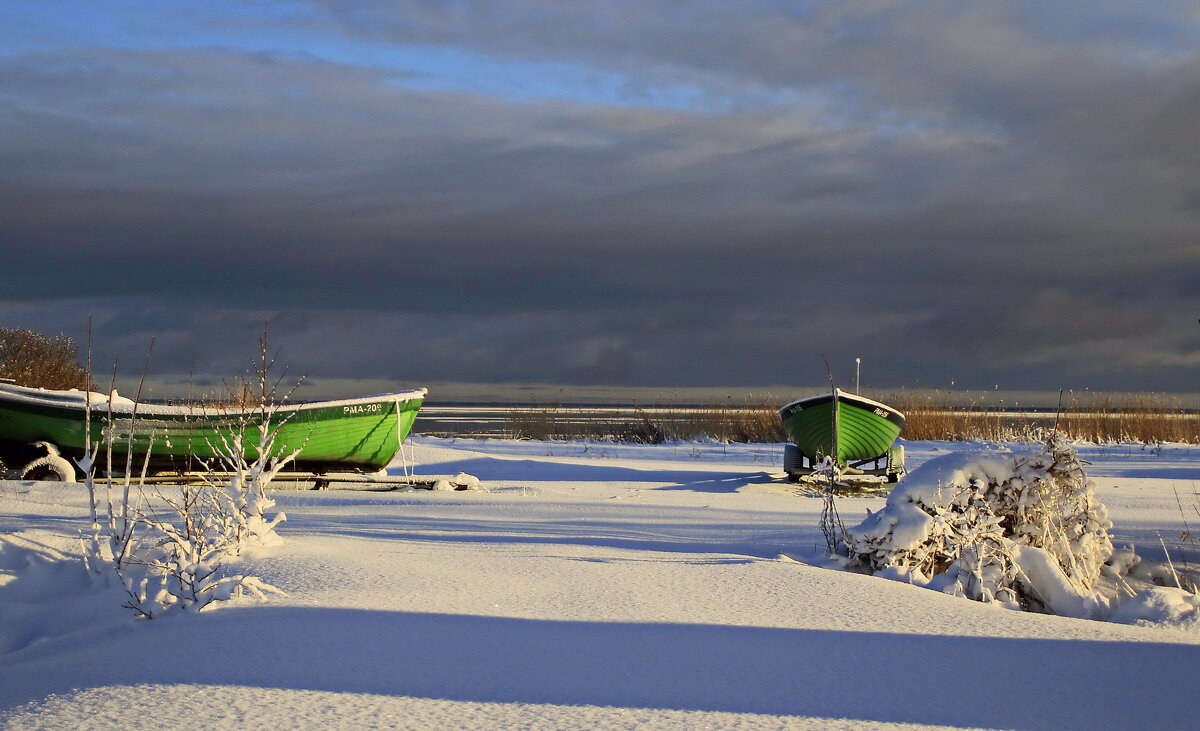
xmin=783 ymin=442 xmax=906 ymax=483
xmin=135 ymin=470 xmax=479 ymax=491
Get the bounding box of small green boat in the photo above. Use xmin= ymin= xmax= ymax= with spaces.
xmin=0 ymin=380 xmax=426 ymax=479
xmin=778 ymin=388 xmax=906 ymax=482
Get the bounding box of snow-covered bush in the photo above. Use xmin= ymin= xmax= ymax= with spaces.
xmin=79 ymin=408 xmax=290 ymax=618
xmin=0 ymin=327 xmax=89 ymax=389
xmin=208 ymin=422 xmax=297 ymax=550
xmin=72 ymin=330 xmax=298 ymax=617
xmin=845 ymin=441 xmax=1114 ymax=617
xmin=114 ymin=502 xmax=285 ymax=617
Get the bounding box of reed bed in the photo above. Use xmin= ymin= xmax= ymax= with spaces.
xmin=886 ymin=391 xmax=1200 ymax=444
xmin=505 ymin=391 xmax=1200 ymax=445
xmin=506 ymin=397 xmax=785 ymax=444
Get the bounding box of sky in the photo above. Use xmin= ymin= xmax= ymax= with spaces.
xmin=2 ymin=1 xmax=1199 ymax=397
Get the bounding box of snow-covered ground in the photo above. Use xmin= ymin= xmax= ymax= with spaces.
xmin=2 ymin=437 xmax=1199 ymax=729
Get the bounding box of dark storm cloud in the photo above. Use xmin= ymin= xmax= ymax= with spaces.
xmin=2 ymin=1 xmax=1199 ymax=391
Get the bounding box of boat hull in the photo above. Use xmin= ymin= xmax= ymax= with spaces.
xmin=778 ymin=390 xmax=905 ymax=465
xmin=0 ymin=383 xmax=425 ymax=474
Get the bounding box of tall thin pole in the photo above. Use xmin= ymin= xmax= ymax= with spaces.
xmin=832 ymin=386 xmax=840 ymax=468
xmin=855 ymin=358 xmax=861 ymax=395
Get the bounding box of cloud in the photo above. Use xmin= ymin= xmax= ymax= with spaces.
xmin=1 ymin=2 xmax=1199 ymax=392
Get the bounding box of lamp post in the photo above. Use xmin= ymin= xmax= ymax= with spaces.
xmin=855 ymin=357 xmax=861 ymax=395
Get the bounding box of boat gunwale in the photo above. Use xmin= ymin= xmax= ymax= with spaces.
xmin=0 ymin=382 xmax=427 ymax=419
xmin=778 ymin=390 xmax=905 ymax=421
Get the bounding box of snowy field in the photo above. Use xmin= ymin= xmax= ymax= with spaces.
xmin=2 ymin=436 xmax=1199 ymax=729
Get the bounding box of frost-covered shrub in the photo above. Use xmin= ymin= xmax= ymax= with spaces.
xmin=113 ymin=518 xmax=285 ymax=617
xmin=79 ymin=413 xmax=290 ymax=618
xmin=210 ymin=425 xmax=296 ymax=550
xmin=845 ymin=441 xmax=1113 ymax=617
xmin=75 ymin=331 xmax=296 ymax=617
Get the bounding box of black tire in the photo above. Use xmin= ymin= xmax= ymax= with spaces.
xmin=784 ymin=443 xmax=803 ymax=473
xmin=19 ymin=454 xmax=77 ymax=482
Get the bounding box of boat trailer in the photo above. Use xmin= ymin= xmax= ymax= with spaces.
xmin=136 ymin=471 xmax=483 ymax=491
xmin=783 ymin=443 xmax=906 ymax=484
xmin=3 ymin=439 xmax=481 ymax=491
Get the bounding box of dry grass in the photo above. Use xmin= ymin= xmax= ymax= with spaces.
xmin=160 ymin=372 xmax=299 ymax=411
xmin=507 ymin=396 xmax=786 ymax=443
xmin=507 ymin=390 xmax=1199 ymax=445
xmin=887 ymin=390 xmax=1200 ymax=444
xmin=166 ymin=383 xmax=267 ymax=410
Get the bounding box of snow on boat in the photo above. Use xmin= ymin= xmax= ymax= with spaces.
xmin=0 ymin=380 xmax=426 ymax=479
xmin=778 ymin=388 xmax=906 ymax=482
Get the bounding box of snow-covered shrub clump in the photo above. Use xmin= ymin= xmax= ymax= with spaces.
xmin=79 ymin=417 xmax=291 ymax=618
xmin=845 ymin=441 xmax=1114 ymax=618
xmin=212 ymin=427 xmax=296 ymax=548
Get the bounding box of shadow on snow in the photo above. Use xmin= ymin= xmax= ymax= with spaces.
xmin=283 ymin=508 xmax=814 ymax=560
xmin=401 ymin=455 xmax=781 ymax=493
xmin=1 ymin=606 xmax=1197 ymax=729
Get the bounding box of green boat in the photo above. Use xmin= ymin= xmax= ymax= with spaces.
xmin=0 ymin=379 xmax=426 ymax=480
xmin=778 ymin=388 xmax=906 ymax=482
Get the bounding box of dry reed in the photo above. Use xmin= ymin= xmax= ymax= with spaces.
xmin=506 ymin=390 xmax=1199 ymax=444
xmin=887 ymin=390 xmax=1200 ymax=444
xmin=506 ymin=396 xmax=785 ymax=443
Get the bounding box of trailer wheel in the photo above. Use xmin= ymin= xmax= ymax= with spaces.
xmin=784 ymin=443 xmax=803 ymax=473
xmin=885 ymin=444 xmax=905 ymax=484
xmin=19 ymin=454 xmax=77 ymax=482
xmin=18 ymin=442 xmax=77 ymax=482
